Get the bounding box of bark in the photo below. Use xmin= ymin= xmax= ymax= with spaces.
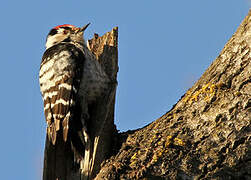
xmin=42 ymin=27 xmax=118 ymax=180
xmin=94 ymin=11 xmax=251 ymax=180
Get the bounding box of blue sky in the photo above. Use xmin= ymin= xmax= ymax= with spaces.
xmin=0 ymin=1 xmax=249 ymax=179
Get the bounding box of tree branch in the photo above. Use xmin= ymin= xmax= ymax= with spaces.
xmin=95 ymin=10 xmax=251 ymax=180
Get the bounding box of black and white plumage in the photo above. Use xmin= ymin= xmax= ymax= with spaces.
xmin=39 ymin=24 xmax=109 ymax=177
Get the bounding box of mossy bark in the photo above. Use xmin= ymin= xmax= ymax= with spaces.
xmin=94 ymin=11 xmax=251 ymax=180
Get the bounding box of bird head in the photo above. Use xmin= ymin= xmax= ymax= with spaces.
xmin=45 ymin=23 xmax=90 ymax=49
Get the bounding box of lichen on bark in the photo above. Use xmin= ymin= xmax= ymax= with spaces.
xmin=94 ymin=10 xmax=251 ymax=180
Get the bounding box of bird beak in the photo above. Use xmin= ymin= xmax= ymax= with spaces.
xmin=79 ymin=23 xmax=91 ymax=32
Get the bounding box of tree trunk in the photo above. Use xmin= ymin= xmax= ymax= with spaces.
xmin=42 ymin=27 xmax=118 ymax=180
xmin=94 ymin=11 xmax=251 ymax=180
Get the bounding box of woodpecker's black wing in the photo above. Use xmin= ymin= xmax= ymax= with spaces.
xmin=39 ymin=43 xmax=85 ymax=145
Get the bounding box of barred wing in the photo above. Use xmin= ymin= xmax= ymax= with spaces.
xmin=39 ymin=43 xmax=84 ymax=145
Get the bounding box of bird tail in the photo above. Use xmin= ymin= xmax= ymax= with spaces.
xmin=80 ymin=132 xmax=101 ymax=180
xmin=80 ymin=128 xmax=92 ymax=180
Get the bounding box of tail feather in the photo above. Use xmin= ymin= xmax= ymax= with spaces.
xmin=47 ymin=123 xmax=57 ymax=145
xmin=62 ymin=112 xmax=71 ymax=142
xmin=80 ymin=128 xmax=91 ymax=180
xmin=90 ymin=136 xmax=100 ymax=174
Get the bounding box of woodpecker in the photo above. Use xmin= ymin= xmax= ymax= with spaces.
xmin=39 ymin=24 xmax=109 ymax=177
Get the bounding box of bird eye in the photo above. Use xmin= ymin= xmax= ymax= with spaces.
xmin=63 ymin=30 xmax=69 ymax=34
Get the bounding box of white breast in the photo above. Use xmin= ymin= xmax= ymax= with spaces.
xmin=78 ymin=46 xmax=109 ymax=102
